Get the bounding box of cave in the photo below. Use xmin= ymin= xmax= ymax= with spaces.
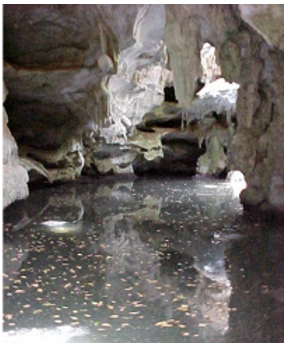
xmin=2 ymin=4 xmax=284 ymax=343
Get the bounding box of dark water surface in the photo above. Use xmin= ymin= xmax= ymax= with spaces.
xmin=3 ymin=176 xmax=284 ymax=343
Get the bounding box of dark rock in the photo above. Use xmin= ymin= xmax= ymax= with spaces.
xmin=145 ymin=113 xmax=182 ymax=128
xmin=136 ymin=123 xmax=156 ymax=133
xmin=133 ymin=132 xmax=205 ymax=176
xmin=164 ymin=85 xmax=178 ymax=102
xmin=161 ymin=132 xmax=199 ymax=146
xmin=3 ymin=4 xmax=118 ymax=69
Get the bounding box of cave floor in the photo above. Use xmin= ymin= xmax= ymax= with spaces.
xmin=3 ymin=175 xmax=284 ymax=343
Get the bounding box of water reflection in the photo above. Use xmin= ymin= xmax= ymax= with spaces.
xmin=3 ymin=176 xmax=283 ymax=343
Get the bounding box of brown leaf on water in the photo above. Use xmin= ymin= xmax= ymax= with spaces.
xmin=92 ymin=301 xmax=103 ymax=307
xmin=176 ymin=305 xmax=189 ymax=312
xmin=125 ymin=287 xmax=133 ymax=291
xmin=155 ymin=321 xmax=173 ymax=327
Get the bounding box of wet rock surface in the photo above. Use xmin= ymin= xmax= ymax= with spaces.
xmin=3 ymin=177 xmax=283 ymax=343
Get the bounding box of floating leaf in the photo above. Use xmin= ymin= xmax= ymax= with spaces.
xmin=198 ymin=323 xmax=207 ymax=327
xmin=155 ymin=321 xmax=173 ymax=327
xmin=176 ymin=305 xmax=189 ymax=312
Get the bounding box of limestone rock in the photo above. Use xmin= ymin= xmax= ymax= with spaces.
xmin=165 ymin=4 xmax=240 ymax=108
xmin=238 ymin=4 xmax=284 ymax=51
xmin=101 ymin=5 xmax=171 ymax=144
xmin=3 ymin=4 xmax=118 ymax=69
xmin=3 ymin=4 xmax=119 ymax=183
xmin=165 ymin=4 xmax=283 ymax=212
xmin=96 ymin=4 xmax=143 ymax=51
xmin=3 ymin=82 xmax=29 ymax=208
xmin=3 ymin=165 xmax=29 ymax=209
xmin=83 ymin=144 xmax=137 ymax=175
xmin=133 ymin=132 xmax=205 ymax=176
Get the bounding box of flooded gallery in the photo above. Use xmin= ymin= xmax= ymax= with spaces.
xmin=3 ymin=4 xmax=284 ymax=343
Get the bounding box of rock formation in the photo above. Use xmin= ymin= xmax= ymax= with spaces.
xmin=165 ymin=4 xmax=284 ymax=212
xmin=3 ymin=4 xmax=284 ymax=213
xmin=3 ymin=82 xmax=29 ymax=208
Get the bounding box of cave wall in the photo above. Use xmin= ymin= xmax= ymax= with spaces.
xmin=3 ymin=83 xmax=29 ymax=208
xmin=165 ymin=4 xmax=284 ymax=212
xmin=3 ymin=4 xmax=284 ymax=213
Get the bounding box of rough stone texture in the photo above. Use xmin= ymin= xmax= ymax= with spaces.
xmin=101 ymin=4 xmax=171 ymax=144
xmin=165 ymin=4 xmax=283 ymax=212
xmin=133 ymin=132 xmax=205 ymax=176
xmin=3 ymin=83 xmax=29 ymax=208
xmin=3 ymin=4 xmax=120 ymax=184
xmin=238 ymin=4 xmax=284 ymax=51
xmin=96 ymin=5 xmax=143 ymax=51
xmin=3 ymin=4 xmax=171 ymax=185
xmin=83 ymin=143 xmax=137 ymax=175
xmin=2 ymin=4 xmax=284 ymax=213
xmin=4 ymin=4 xmax=118 ymax=69
xmin=201 ymin=43 xmax=222 ymax=85
xmin=222 ymin=20 xmax=284 ymax=212
xmin=165 ymin=5 xmax=240 ymax=109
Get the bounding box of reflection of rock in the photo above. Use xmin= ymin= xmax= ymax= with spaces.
xmin=5 ymin=185 xmax=85 ymax=235
xmin=193 ymin=274 xmax=231 ymax=337
xmin=3 ymin=240 xmax=29 ymax=287
xmin=127 ymin=195 xmax=163 ymax=223
xmin=4 ymin=176 xmax=249 ymax=341
xmin=100 ymin=217 xmax=164 ymax=306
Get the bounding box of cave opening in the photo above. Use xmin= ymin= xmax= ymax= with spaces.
xmin=3 ymin=4 xmax=283 ymax=344
xmin=164 ymin=85 xmax=178 ymax=103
